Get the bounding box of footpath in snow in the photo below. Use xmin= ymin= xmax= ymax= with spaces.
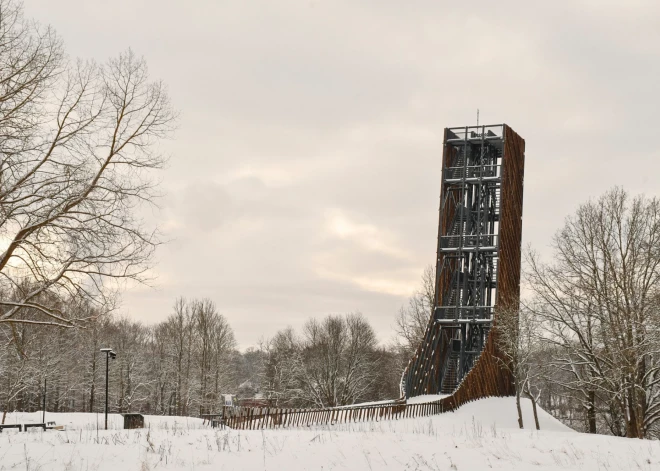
xmin=0 ymin=397 xmax=658 ymax=470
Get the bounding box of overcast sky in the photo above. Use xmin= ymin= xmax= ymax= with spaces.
xmin=23 ymin=0 xmax=660 ymax=348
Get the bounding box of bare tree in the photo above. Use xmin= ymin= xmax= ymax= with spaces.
xmin=0 ymin=322 xmax=33 ymax=423
xmin=0 ymin=0 xmax=176 ymax=327
xmin=111 ymin=317 xmax=151 ymax=413
xmin=494 ymin=302 xmax=541 ymax=430
xmin=191 ymin=298 xmax=235 ymax=415
xmin=395 ymin=265 xmax=435 ymax=354
xmin=191 ymin=299 xmax=236 ymax=413
xmin=261 ymin=313 xmax=380 ymax=408
xmin=163 ymin=297 xmax=194 ymax=415
xmin=209 ymin=307 xmax=236 ymax=410
xmin=148 ymin=322 xmax=172 ymax=414
xmin=0 ymin=0 xmax=63 ymax=159
xmin=300 ymin=313 xmax=378 ymax=407
xmin=261 ymin=327 xmax=306 ymax=406
xmin=527 ymin=187 xmax=660 ymax=438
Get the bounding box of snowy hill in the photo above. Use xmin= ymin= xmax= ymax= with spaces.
xmin=1 ymin=397 xmax=658 ymax=470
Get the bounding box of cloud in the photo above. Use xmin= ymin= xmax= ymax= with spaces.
xmin=310 ymin=209 xmax=419 ymax=297
xmin=324 ymin=208 xmax=410 ymax=259
xmin=314 ymin=267 xmax=417 ymax=298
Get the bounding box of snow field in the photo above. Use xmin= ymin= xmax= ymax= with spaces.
xmin=0 ymin=397 xmax=658 ymax=470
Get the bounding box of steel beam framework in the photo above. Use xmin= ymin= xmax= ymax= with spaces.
xmin=402 ymin=124 xmax=525 ymax=402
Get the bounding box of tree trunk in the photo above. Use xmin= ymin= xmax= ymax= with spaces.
xmin=1 ymin=405 xmax=6 ymax=424
xmin=626 ymin=389 xmax=642 ymax=439
xmin=515 ymin=378 xmax=523 ymax=429
xmin=587 ymin=390 xmax=596 ymax=434
xmin=530 ymin=395 xmax=540 ymax=430
xmin=90 ymin=352 xmax=97 ymax=412
xmin=636 ymin=357 xmax=647 ymax=438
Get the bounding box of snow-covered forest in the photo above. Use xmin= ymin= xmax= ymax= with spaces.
xmin=0 ymin=299 xmax=404 ymax=420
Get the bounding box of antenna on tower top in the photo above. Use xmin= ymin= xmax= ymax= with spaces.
xmin=476 ymin=109 xmax=480 ymax=127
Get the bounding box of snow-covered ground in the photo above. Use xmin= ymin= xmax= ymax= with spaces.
xmin=1 ymin=397 xmax=658 ymax=470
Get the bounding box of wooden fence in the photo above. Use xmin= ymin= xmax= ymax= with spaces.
xmin=223 ymin=397 xmax=463 ymax=430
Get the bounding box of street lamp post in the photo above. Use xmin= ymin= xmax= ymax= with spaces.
xmin=100 ymin=348 xmax=116 ymax=430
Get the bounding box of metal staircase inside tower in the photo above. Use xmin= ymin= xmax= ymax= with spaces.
xmin=432 ymin=125 xmax=504 ymax=393
xmin=440 ymin=352 xmax=459 ymax=394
